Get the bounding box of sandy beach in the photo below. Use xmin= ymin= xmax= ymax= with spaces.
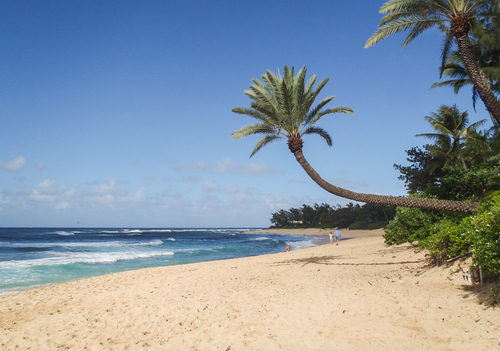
xmin=1 ymin=229 xmax=499 ymax=350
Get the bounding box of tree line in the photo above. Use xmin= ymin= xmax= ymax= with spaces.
xmin=270 ymin=203 xmax=396 ymax=230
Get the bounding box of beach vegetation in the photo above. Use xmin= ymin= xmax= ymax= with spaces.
xmin=270 ymin=202 xmax=395 ymax=230
xmin=383 ymin=199 xmax=445 ymax=245
xmin=366 ymin=0 xmax=500 ymax=125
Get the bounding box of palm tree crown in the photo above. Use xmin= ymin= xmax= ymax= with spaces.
xmin=365 ymin=0 xmax=500 ymax=125
xmin=231 ymin=65 xmax=353 ymax=156
xmin=365 ymin=0 xmax=492 ymax=48
xmin=416 ymin=104 xmax=486 ymax=169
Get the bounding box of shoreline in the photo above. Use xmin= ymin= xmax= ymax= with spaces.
xmin=1 ymin=234 xmax=498 ymax=350
xmin=250 ymin=227 xmax=386 ymax=245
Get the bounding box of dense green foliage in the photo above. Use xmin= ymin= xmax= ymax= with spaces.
xmin=388 ymin=104 xmax=500 ymax=277
xmin=419 ymin=201 xmax=500 ymax=276
xmin=270 ymin=202 xmax=395 ymax=230
xmin=383 ymin=198 xmax=445 ymax=245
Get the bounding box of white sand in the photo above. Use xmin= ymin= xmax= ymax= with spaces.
xmin=1 ymin=230 xmax=499 ymax=350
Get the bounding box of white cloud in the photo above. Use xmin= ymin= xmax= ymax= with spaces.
xmin=34 ymin=161 xmax=45 ymax=171
xmin=173 ymin=157 xmax=282 ymax=176
xmin=26 ymin=179 xmax=67 ymax=202
xmin=287 ymin=179 xmax=308 ymax=184
xmin=82 ymin=178 xmax=147 ymax=204
xmin=55 ymin=202 xmax=72 ymax=210
xmin=223 ymin=185 xmax=239 ymax=195
xmin=183 ymin=175 xmax=200 ymax=183
xmin=0 ymin=194 xmax=9 ymax=204
xmin=0 ymin=156 xmax=27 ymax=172
xmin=203 ymin=181 xmax=220 ymax=192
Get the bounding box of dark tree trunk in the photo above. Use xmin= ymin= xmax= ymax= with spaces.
xmin=455 ymin=139 xmax=468 ymax=170
xmin=293 ymin=149 xmax=479 ymax=213
xmin=456 ymin=34 xmax=500 ymax=125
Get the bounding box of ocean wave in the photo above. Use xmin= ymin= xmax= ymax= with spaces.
xmin=288 ymin=239 xmax=316 ymax=251
xmin=133 ymin=240 xmax=164 ymax=246
xmin=139 ymin=229 xmax=172 ymax=233
xmin=5 ymin=240 xmax=164 ymax=249
xmin=55 ymin=231 xmax=74 ymax=236
xmin=252 ymin=237 xmax=271 ymax=241
xmin=0 ymin=250 xmax=175 ymax=269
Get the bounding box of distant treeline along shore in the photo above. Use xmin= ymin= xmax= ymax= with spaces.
xmin=269 ymin=203 xmax=396 ymax=230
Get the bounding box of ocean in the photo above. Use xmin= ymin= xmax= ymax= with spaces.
xmin=0 ymin=227 xmax=319 ymax=295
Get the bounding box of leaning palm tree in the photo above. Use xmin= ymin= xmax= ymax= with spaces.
xmin=232 ymin=65 xmax=478 ymax=212
xmin=416 ymin=104 xmax=486 ymax=169
xmin=365 ymin=0 xmax=500 ymax=125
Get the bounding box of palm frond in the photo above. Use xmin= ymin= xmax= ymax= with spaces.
xmin=302 ymin=126 xmax=333 ymax=146
xmin=366 ymin=16 xmax=439 ymax=48
xmin=231 ymin=107 xmax=273 ymax=123
xmin=250 ymin=135 xmax=281 ymax=158
xmin=440 ymin=31 xmax=455 ymax=77
xmin=231 ymin=123 xmax=277 ymax=140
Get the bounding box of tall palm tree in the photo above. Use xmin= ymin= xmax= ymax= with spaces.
xmin=431 ymin=13 xmax=500 ymax=124
xmin=232 ymin=66 xmax=478 ymax=212
xmin=416 ymin=104 xmax=486 ymax=169
xmin=365 ymin=0 xmax=500 ymax=125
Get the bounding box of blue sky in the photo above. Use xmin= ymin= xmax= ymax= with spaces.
xmin=0 ymin=1 xmax=493 ymax=227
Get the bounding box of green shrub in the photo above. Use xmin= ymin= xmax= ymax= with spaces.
xmin=419 ymin=199 xmax=500 ymax=276
xmin=421 ymin=219 xmax=473 ymax=265
xmin=465 ymin=206 xmax=500 ymax=276
xmin=383 ymin=206 xmax=443 ymax=245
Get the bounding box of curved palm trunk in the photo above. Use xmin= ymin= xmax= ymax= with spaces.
xmin=456 ymin=34 xmax=500 ymax=125
xmin=293 ymin=149 xmax=479 ymax=213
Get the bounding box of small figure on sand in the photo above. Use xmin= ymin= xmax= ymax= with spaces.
xmin=284 ymin=245 xmax=290 ymax=252
xmin=329 ymin=231 xmax=334 ymax=244
xmin=334 ymin=229 xmax=342 ymax=245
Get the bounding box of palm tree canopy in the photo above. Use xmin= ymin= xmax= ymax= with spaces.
xmin=416 ymin=104 xmax=486 ymax=169
xmin=416 ymin=104 xmax=485 ymax=141
xmin=231 ymin=65 xmax=354 ymax=157
xmin=366 ymin=1 xmax=500 ymax=125
xmin=365 ymin=0 xmax=493 ymax=49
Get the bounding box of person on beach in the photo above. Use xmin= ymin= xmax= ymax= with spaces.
xmin=329 ymin=231 xmax=334 ymax=244
xmin=334 ymin=229 xmax=341 ymax=245
xmin=284 ymin=245 xmax=290 ymax=252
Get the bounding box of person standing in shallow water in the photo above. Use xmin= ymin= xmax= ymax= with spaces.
xmin=329 ymin=231 xmax=334 ymax=244
xmin=334 ymin=229 xmax=341 ymax=245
